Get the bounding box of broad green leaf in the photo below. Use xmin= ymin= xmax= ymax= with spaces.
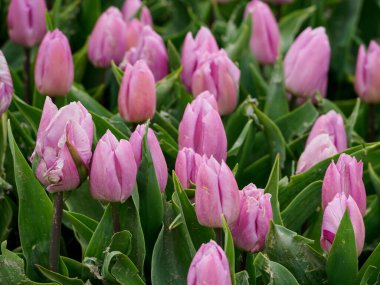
xmin=91 ymin=112 xmax=128 ymax=142
xmin=369 ymin=163 xmax=380 ymax=200
xmin=8 ymin=121 xmax=52 ymax=281
xmin=36 ymin=265 xmax=84 ymax=285
xmin=109 ymin=231 xmax=132 ymax=256
xmin=228 ymin=120 xmax=253 ymax=157
xmin=61 ymin=256 xmax=90 ymax=281
xmin=80 ymin=0 xmax=101 ymax=34
xmin=249 ymin=62 xmax=268 ymax=99
xmin=45 ymin=11 xmax=55 ymax=31
xmin=167 ymin=40 xmax=181 ymax=71
xmin=346 ymin=98 xmax=361 ymax=147
xmin=326 ymin=210 xmax=358 ymax=285
xmin=0 ymin=197 xmax=12 ymax=242
xmin=0 ymin=241 xmax=26 ymax=284
xmin=153 ymin=111 xmax=179 ymax=141
xmin=12 ymin=95 xmax=42 ymax=134
xmin=225 ymin=15 xmax=251 ymax=61
xmin=235 ymin=271 xmax=250 ymax=285
xmin=359 ymin=266 xmax=379 ymax=285
xmin=153 ymin=123 xmax=178 ymax=159
xmin=357 ymin=244 xmax=380 ymax=283
xmin=222 ymin=216 xmax=236 ymax=285
xmin=265 ymin=155 xmax=283 ymax=225
xmin=364 ymin=196 xmax=380 ymax=243
xmin=156 ymin=67 xmax=182 ymax=109
xmin=73 ymin=40 xmax=88 ymax=83
xmin=111 ymin=61 xmax=124 ymax=86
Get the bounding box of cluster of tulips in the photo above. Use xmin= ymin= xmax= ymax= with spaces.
xmin=1 ymin=0 xmax=379 ymax=284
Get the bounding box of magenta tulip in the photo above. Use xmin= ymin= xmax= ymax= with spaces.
xmin=31 ymin=97 xmax=94 ymax=192
xmin=34 ymin=29 xmax=74 ymax=97
xmin=244 ymin=0 xmax=280 ymax=65
xmin=178 ymin=91 xmax=227 ymax=162
xmin=320 ymin=193 xmax=365 ymax=256
xmin=118 ymin=60 xmax=156 ymax=123
xmin=129 ymin=124 xmax=168 ymax=192
xmin=322 ymin=154 xmax=366 ymax=216
xmin=195 ymin=156 xmax=240 ymax=227
xmin=122 ymin=0 xmax=152 ymax=26
xmin=0 ymin=51 xmax=14 ymax=116
xmin=175 ymin=147 xmax=205 ymax=188
xmin=187 ymin=240 xmax=231 ymax=285
xmin=7 ymin=0 xmax=46 ymax=47
xmin=88 ymin=7 xmax=128 ymax=67
xmin=126 ymin=19 xmax=144 ymax=50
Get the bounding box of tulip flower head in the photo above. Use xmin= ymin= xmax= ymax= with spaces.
xmin=122 ymin=0 xmax=153 ymax=26
xmin=175 ymin=147 xmax=205 ymax=188
xmin=0 ymin=51 xmax=14 ymax=116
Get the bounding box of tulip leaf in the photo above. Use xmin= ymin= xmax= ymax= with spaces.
xmin=221 ymin=216 xmax=236 ymax=285
xmin=326 ymin=210 xmax=358 ymax=285
xmin=254 ymin=253 xmax=300 ymax=285
xmin=45 ymin=11 xmax=55 ymax=31
xmin=12 ymin=95 xmax=42 ymax=134
xmin=91 ymin=112 xmax=128 ymax=142
xmin=167 ymin=40 xmax=181 ymax=71
xmin=8 ymin=121 xmax=53 ymax=281
xmin=73 ymin=40 xmax=88 ymax=83
xmin=281 ymin=181 xmax=322 ymax=231
xmin=368 ymin=163 xmax=380 ymax=200
xmin=248 ymin=61 xmax=268 ymax=99
xmin=156 ymin=67 xmax=182 ymax=109
xmin=235 ymin=271 xmax=250 ymax=285
xmin=228 ymin=119 xmax=253 ymax=157
xmin=153 ymin=123 xmax=178 ymax=159
xmin=111 ymin=61 xmax=124 ymax=86
xmin=0 ymin=241 xmax=27 ymax=284
xmin=0 ymin=197 xmax=12 ymax=242
xmin=364 ymin=196 xmax=380 ymax=244
xmin=63 ymin=210 xmax=95 ymax=250
xmin=225 ymin=15 xmax=251 ymax=62
xmin=346 ymin=98 xmax=361 ymax=147
xmin=359 ymin=266 xmax=379 ymax=285
xmin=265 ymin=155 xmax=283 ymax=225
xmin=35 ymin=264 xmax=84 ymax=285
xmin=357 ymin=243 xmax=380 ymax=283
xmin=80 ymin=0 xmax=101 ymax=35
xmin=151 ymin=201 xmax=194 ymax=285
xmin=265 ymin=223 xmax=327 ymax=285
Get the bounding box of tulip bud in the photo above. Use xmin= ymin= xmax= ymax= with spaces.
xmin=192 ymin=50 xmax=240 ymax=115
xmin=122 ymin=0 xmax=152 ymax=26
xmin=355 ymin=41 xmax=380 ymax=103
xmin=175 ymin=147 xmax=205 ymax=188
xmin=31 ymin=97 xmax=94 ymax=192
xmin=118 ymin=60 xmax=156 ymax=123
xmin=122 ymin=26 xmax=168 ymax=81
xmin=129 ymin=124 xmax=168 ymax=192
xmin=187 ymin=240 xmax=232 ymax=285
xmin=230 ymin=184 xmax=272 ymax=252
xmin=322 ymin=154 xmax=366 ymax=216
xmin=296 ymin=134 xmax=338 ymax=174
xmin=178 ymin=91 xmax=227 ymax=162
xmin=195 ymin=156 xmax=240 ymax=227
xmin=7 ymin=0 xmax=47 ymax=47
xmin=88 ymin=7 xmax=128 ymax=68
xmin=306 ymin=111 xmax=347 ymax=152
xmin=284 ymin=27 xmax=330 ymax=98
xmin=181 ymin=27 xmax=219 ymax=91
xmin=0 ymin=51 xmax=14 ymax=116
xmin=320 ymin=193 xmax=365 ymax=256
xmin=90 ymin=130 xmax=137 ymax=202
xmin=34 ymin=29 xmax=74 ymax=97
xmin=244 ymin=0 xmax=280 ymax=65
xmin=126 ymin=19 xmax=144 ymax=50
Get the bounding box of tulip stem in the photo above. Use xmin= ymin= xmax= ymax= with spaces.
xmin=215 ymin=228 xmax=223 ymax=247
xmin=111 ymin=203 xmax=120 ymax=233
xmin=24 ymin=48 xmax=31 ymax=104
xmin=239 ymin=251 xmax=247 ymax=271
xmin=369 ymin=103 xmax=376 ymax=142
xmin=49 ymin=191 xmax=63 ymax=272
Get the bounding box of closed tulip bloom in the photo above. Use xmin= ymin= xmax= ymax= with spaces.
xmin=355 ymin=41 xmax=380 ymax=103
xmin=320 ymin=193 xmax=365 ymax=256
xmin=181 ymin=27 xmax=219 ymax=91
xmin=322 ymin=154 xmax=366 ymax=216
xmin=178 ymin=91 xmax=227 ymax=162
xmin=122 ymin=26 xmax=168 ymax=81
xmin=192 ymin=50 xmax=240 ymax=115
xmin=306 ymin=111 xmax=347 ymax=152
xmin=0 ymin=51 xmax=14 ymax=116
xmin=126 ymin=19 xmax=144 ymax=50
xmin=90 ymin=130 xmax=137 ymax=202
xmin=31 ymin=97 xmax=94 ymax=192
xmin=244 ymin=1 xmax=280 ymax=65
xmin=195 ymin=156 xmax=240 ymax=227
xmin=230 ymin=184 xmax=272 ymax=252
xmin=284 ymin=27 xmax=330 ymax=98
xmin=7 ymin=0 xmax=46 ymax=47
xmin=118 ymin=60 xmax=156 ymax=123
xmin=175 ymin=147 xmax=205 ymax=188
xmin=130 ymin=124 xmax=168 ymax=192
xmin=88 ymin=7 xmax=128 ymax=67
xmin=187 ymin=240 xmax=231 ymax=285
xmin=122 ymin=0 xmax=152 ymax=26
xmin=296 ymin=134 xmax=338 ymax=174
xmin=34 ymin=30 xmax=73 ymax=97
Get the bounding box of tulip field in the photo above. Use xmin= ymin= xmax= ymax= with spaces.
xmin=1 ymin=0 xmax=380 ymax=284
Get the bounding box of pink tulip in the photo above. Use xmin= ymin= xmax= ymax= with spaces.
xmin=0 ymin=51 xmax=14 ymax=116
xmin=296 ymin=134 xmax=338 ymax=174
xmin=244 ymin=0 xmax=280 ymax=65
xmin=34 ymin=29 xmax=74 ymax=97
xmin=7 ymin=0 xmax=46 ymax=47
xmin=90 ymin=130 xmax=137 ymax=202
xmin=181 ymin=27 xmax=219 ymax=91
xmin=118 ymin=60 xmax=156 ymax=123
xmin=284 ymin=27 xmax=330 ymax=98
xmin=355 ymin=41 xmax=380 ymax=103
xmin=187 ymin=240 xmax=231 ymax=285
xmin=322 ymin=154 xmax=366 ymax=216
xmin=306 ymin=111 xmax=347 ymax=152
xmin=230 ymin=184 xmax=272 ymax=252
xmin=88 ymin=7 xmax=128 ymax=67
xmin=126 ymin=19 xmax=144 ymax=50
xmin=320 ymin=193 xmax=365 ymax=256
xmin=122 ymin=0 xmax=152 ymax=26
xmin=195 ymin=156 xmax=240 ymax=227
xmin=31 ymin=97 xmax=94 ymax=192
xmin=174 ymin=147 xmax=205 ymax=188
xmin=129 ymin=124 xmax=168 ymax=192
xmin=192 ymin=50 xmax=240 ymax=115
xmin=178 ymin=91 xmax=227 ymax=162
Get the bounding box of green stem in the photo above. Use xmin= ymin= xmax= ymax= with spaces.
xmin=369 ymin=103 xmax=376 ymax=142
xmin=239 ymin=251 xmax=247 ymax=271
xmin=49 ymin=192 xmax=63 ymax=272
xmin=111 ymin=203 xmax=120 ymax=233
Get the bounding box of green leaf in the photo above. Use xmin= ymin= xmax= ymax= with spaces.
xmin=45 ymin=11 xmax=55 ymax=31
xmin=326 ymin=210 xmax=358 ymax=285
xmin=111 ymin=61 xmax=124 ymax=86
xmin=265 ymin=155 xmax=283 ymax=225
xmin=109 ymin=231 xmax=132 ymax=257
xmin=265 ymin=223 xmax=327 ymax=285
xmin=36 ymin=265 xmax=84 ymax=285
xmin=222 ymin=216 xmax=235 ymax=285
xmin=80 ymin=0 xmax=101 ymax=34
xmin=12 ymin=95 xmax=42 ymax=134
xmin=0 ymin=197 xmax=12 ymax=242
xmin=235 ymin=271 xmax=250 ymax=285
xmin=359 ymin=266 xmax=379 ymax=285
xmin=228 ymin=120 xmax=253 ymax=157
xmin=167 ymin=40 xmax=181 ymax=71
xmin=8 ymin=121 xmax=52 ymax=281
xmin=73 ymin=40 xmax=88 ymax=83
xmin=225 ymin=15 xmax=251 ymax=61
xmin=254 ymin=253 xmax=300 ymax=285
xmin=346 ymin=99 xmax=360 ymax=147
xmin=248 ymin=62 xmax=268 ymax=98
xmin=0 ymin=241 xmax=26 ymax=284
xmin=357 ymin=244 xmax=380 ymax=283
xmin=369 ymin=163 xmax=380 ymax=200
xmin=91 ymin=112 xmax=128 ymax=142
xmin=156 ymin=67 xmax=182 ymax=109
